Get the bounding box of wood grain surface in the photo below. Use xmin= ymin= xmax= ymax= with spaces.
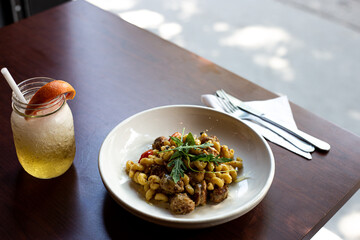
xmin=0 ymin=1 xmax=359 ymax=239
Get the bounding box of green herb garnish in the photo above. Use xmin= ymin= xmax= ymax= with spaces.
xmin=167 ymin=155 xmax=186 ymax=184
xmin=161 ymin=130 xmax=233 ymax=183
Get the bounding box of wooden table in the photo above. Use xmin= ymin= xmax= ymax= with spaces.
xmin=0 ymin=1 xmax=359 ymax=239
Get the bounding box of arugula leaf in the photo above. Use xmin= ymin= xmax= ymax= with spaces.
xmin=185 ymin=132 xmax=195 ymax=146
xmin=168 ymin=150 xmax=182 ymax=161
xmin=161 ymin=142 xmax=213 ymax=153
xmin=181 ymin=128 xmax=185 ymax=142
xmin=191 ymin=154 xmax=233 ymax=165
xmin=169 ymin=136 xmax=183 ymax=147
xmin=167 ymin=157 xmax=186 ymax=183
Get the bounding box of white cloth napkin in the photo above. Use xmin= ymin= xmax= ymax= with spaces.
xmin=201 ymin=94 xmax=311 ymax=159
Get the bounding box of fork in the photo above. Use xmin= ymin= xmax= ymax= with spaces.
xmin=216 ymin=95 xmax=316 ymax=153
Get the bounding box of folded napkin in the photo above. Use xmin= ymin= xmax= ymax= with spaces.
xmin=201 ymin=94 xmax=311 ymax=159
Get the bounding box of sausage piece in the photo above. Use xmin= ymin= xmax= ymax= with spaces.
xmin=199 ymin=133 xmax=219 ymax=144
xmin=193 ymin=180 xmax=207 ymax=206
xmin=170 ymin=193 xmax=195 ymax=214
xmin=160 ymin=174 xmax=184 ymax=194
xmin=204 ymin=146 xmax=220 ymax=156
xmin=209 ymin=185 xmax=229 ymax=203
xmin=149 ymin=164 xmax=166 ymax=178
xmin=152 ymin=136 xmax=167 ymax=150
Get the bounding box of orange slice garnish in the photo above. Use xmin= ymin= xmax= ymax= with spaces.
xmin=25 ymin=80 xmax=76 ymax=116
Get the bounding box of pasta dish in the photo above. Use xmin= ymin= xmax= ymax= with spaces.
xmin=125 ymin=130 xmax=244 ymax=214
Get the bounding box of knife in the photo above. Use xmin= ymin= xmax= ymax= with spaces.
xmin=218 ymin=89 xmax=331 ymax=151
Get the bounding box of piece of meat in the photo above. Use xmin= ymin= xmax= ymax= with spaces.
xmin=149 ymin=164 xmax=166 ymax=178
xmin=199 ymin=134 xmax=219 ymax=144
xmin=152 ymin=136 xmax=167 ymax=150
xmin=159 ymin=174 xmax=184 ymax=194
xmin=209 ymin=185 xmax=229 ymax=203
xmin=204 ymin=146 xmax=219 ymax=156
xmin=170 ymin=193 xmax=195 ymax=214
xmin=193 ymin=180 xmax=207 ymax=206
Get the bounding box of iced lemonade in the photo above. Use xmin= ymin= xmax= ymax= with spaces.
xmin=10 ymin=78 xmax=76 ymax=179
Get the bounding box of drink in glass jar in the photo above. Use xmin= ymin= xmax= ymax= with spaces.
xmin=11 ymin=77 xmax=76 ymax=179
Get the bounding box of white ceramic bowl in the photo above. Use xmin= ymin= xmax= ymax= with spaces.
xmin=98 ymin=105 xmax=275 ymax=228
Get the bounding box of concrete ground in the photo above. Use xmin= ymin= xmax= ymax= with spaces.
xmin=85 ymin=0 xmax=360 ymax=239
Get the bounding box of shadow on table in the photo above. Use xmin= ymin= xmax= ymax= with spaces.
xmin=102 ymin=193 xmax=260 ymax=239
xmin=13 ymin=166 xmax=80 ymax=238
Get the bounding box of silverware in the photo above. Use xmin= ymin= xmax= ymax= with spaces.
xmin=216 ymin=89 xmax=331 ymax=151
xmin=215 ymin=94 xmax=314 ymax=157
xmin=242 ymin=120 xmax=313 ymax=159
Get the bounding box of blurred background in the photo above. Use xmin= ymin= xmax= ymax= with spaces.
xmin=1 ymin=0 xmax=359 ymax=239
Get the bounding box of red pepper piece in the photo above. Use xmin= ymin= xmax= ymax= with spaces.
xmin=169 ymin=132 xmax=181 ymax=141
xmin=138 ymin=149 xmax=154 ymax=162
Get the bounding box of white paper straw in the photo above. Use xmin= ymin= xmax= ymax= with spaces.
xmin=1 ymin=68 xmax=27 ymax=103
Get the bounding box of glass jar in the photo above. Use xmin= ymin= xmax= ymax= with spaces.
xmin=11 ymin=77 xmax=76 ymax=179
